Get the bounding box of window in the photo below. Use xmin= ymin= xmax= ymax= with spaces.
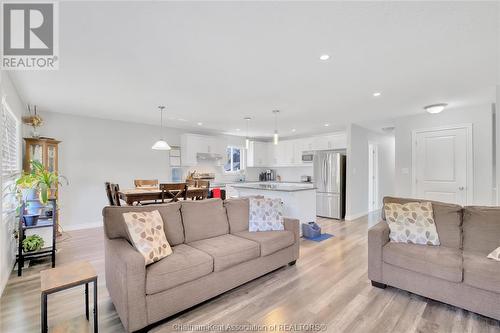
xmin=224 ymin=146 xmax=243 ymax=173
xmin=1 ymin=100 xmax=20 ymax=214
xmin=1 ymin=101 xmax=19 ymax=178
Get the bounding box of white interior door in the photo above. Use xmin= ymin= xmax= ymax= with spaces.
xmin=413 ymin=125 xmax=472 ymax=205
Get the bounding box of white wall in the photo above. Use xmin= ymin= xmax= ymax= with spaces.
xmin=0 ymin=72 xmax=24 ymax=296
xmin=394 ymin=104 xmax=494 ymax=205
xmin=346 ymin=124 xmax=395 ymax=220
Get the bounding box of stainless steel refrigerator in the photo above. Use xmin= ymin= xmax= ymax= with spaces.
xmin=314 ymin=151 xmax=346 ymax=219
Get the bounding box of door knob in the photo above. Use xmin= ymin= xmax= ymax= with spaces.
xmin=459 ymin=186 xmax=465 ymax=191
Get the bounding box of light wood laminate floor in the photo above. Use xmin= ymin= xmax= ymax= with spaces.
xmin=1 ymin=215 xmax=499 ymax=333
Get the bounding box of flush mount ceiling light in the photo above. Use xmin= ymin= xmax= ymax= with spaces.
xmin=197 ymin=122 xmax=203 ymax=126
xmin=244 ymin=117 xmax=251 ymax=149
xmin=291 ymin=128 xmax=296 ymax=132
xmin=373 ymin=92 xmax=382 ymax=97
xmin=152 ymin=105 xmax=171 ymax=150
xmin=272 ymin=110 xmax=280 ymax=145
xmin=324 ymin=123 xmax=330 ymax=127
xmin=424 ymin=103 xmax=448 ymax=114
xmin=319 ymin=54 xmax=330 ymax=61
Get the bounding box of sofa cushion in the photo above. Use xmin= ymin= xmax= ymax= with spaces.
xmin=224 ymin=198 xmax=249 ymax=233
xmin=384 ymin=201 xmax=440 ymax=246
xmin=463 ymin=251 xmax=500 ymax=293
xmin=188 ymin=234 xmax=260 ymax=272
xmin=382 ymin=197 xmax=462 ymax=249
xmin=103 ymin=202 xmax=185 ymax=245
xmin=234 ymin=230 xmax=295 ymax=256
xmin=146 ymin=244 xmax=213 ymax=295
xmin=122 ymin=210 xmax=173 ymax=265
xmin=181 ymin=199 xmax=230 ymax=243
xmin=463 ymin=206 xmax=500 ymax=255
xmin=249 ymin=197 xmax=284 ymax=232
xmin=382 ymin=242 xmax=462 ymax=282
xmin=487 ymin=246 xmax=500 ymax=261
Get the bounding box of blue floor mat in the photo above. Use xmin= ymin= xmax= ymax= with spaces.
xmin=305 ymin=233 xmax=334 ymax=242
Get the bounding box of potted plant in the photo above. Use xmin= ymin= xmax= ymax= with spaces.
xmin=22 ymin=235 xmax=44 ymax=252
xmin=15 ymin=160 xmax=68 ymax=215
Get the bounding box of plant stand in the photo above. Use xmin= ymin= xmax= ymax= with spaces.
xmin=16 ymin=199 xmax=57 ymax=277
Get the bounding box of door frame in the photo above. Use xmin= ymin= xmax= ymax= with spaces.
xmin=411 ymin=123 xmax=474 ymax=205
xmin=368 ymin=143 xmax=379 ymax=212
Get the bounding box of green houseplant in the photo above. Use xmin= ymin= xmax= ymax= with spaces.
xmin=22 ymin=235 xmax=44 ymax=252
xmin=15 ymin=160 xmax=68 ymax=205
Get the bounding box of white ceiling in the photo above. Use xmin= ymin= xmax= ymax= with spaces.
xmin=8 ymin=1 xmax=499 ymax=139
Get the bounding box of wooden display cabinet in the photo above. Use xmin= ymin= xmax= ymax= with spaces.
xmin=23 ymin=138 xmax=61 ymax=173
xmin=23 ymin=138 xmax=62 ymax=234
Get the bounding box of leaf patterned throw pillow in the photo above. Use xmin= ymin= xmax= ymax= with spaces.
xmin=487 ymin=246 xmax=500 ymax=261
xmin=249 ymin=197 xmax=285 ymax=232
xmin=122 ymin=210 xmax=172 ymax=265
xmin=384 ymin=202 xmax=440 ymax=246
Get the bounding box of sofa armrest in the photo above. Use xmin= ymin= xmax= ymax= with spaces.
xmin=367 ymin=221 xmax=390 ymax=283
xmin=104 ymin=238 xmax=148 ymax=332
xmin=284 ymin=218 xmax=300 ymax=260
xmin=284 ymin=218 xmax=300 ymax=241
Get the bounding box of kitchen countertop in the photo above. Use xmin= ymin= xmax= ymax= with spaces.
xmin=229 ymin=183 xmax=316 ymax=192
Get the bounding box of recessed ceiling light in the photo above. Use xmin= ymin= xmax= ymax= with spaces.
xmin=291 ymin=128 xmax=296 ymax=132
xmin=197 ymin=122 xmax=203 ymax=126
xmin=324 ymin=123 xmax=330 ymax=127
xmin=373 ymin=92 xmax=382 ymax=97
xmin=319 ymin=54 xmax=330 ymax=61
xmin=424 ymin=103 xmax=448 ymax=114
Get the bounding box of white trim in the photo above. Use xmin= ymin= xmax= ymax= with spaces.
xmin=368 ymin=143 xmax=379 ymax=212
xmin=62 ymin=221 xmax=103 ymax=231
xmin=344 ymin=211 xmax=368 ymax=221
xmin=411 ymin=123 xmax=474 ymax=205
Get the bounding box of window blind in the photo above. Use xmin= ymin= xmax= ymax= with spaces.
xmin=1 ymin=101 xmax=19 ymax=178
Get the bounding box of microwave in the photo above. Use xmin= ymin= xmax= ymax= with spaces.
xmin=302 ymin=153 xmax=314 ymax=162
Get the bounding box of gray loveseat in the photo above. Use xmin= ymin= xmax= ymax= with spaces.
xmin=368 ymin=196 xmax=500 ymax=320
xmin=103 ymin=198 xmax=300 ymax=332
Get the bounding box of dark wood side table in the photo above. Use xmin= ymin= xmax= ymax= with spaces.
xmin=40 ymin=261 xmax=98 ymax=333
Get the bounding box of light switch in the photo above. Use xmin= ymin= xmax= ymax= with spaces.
xmin=401 ymin=168 xmax=409 ymax=175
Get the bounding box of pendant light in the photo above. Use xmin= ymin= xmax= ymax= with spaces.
xmin=244 ymin=117 xmax=251 ymax=149
xmin=272 ymin=110 xmax=280 ymax=145
xmin=152 ymin=105 xmax=171 ymax=150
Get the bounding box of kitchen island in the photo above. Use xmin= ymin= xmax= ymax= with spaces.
xmin=228 ymin=182 xmax=317 ymax=231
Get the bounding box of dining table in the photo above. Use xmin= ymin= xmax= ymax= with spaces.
xmin=118 ymin=186 xmax=209 ymax=205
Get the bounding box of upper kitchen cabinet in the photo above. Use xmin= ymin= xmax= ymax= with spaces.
xmin=247 ymin=141 xmax=269 ymax=167
xmin=312 ymin=133 xmax=347 ymax=151
xmin=180 ymin=134 xmax=225 ymax=166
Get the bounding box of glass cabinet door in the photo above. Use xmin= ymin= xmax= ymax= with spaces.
xmin=47 ymin=145 xmax=57 ymax=172
xmin=29 ymin=143 xmax=44 ymax=170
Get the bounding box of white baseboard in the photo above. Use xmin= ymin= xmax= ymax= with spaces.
xmin=61 ymin=221 xmax=103 ymax=231
xmin=344 ymin=211 xmax=368 ymax=221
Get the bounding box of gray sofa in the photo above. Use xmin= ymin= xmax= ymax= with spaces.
xmin=368 ymin=196 xmax=500 ymax=320
xmin=103 ymin=198 xmax=300 ymax=332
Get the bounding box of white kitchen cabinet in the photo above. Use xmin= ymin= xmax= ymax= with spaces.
xmin=312 ymin=133 xmax=347 ymax=151
xmin=247 ymin=141 xmax=269 ymax=167
xmin=181 ymin=134 xmax=226 ymax=166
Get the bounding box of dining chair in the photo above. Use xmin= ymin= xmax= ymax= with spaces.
xmin=186 ymin=179 xmax=197 ymax=187
xmin=196 ymin=180 xmax=210 ymax=188
xmin=105 ymin=182 xmax=114 ymax=206
xmin=134 ymin=179 xmax=159 ymax=188
xmin=109 ymin=183 xmax=122 ymax=206
xmin=159 ymin=183 xmax=188 ymax=203
xmin=193 ymin=180 xmax=210 ymax=200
